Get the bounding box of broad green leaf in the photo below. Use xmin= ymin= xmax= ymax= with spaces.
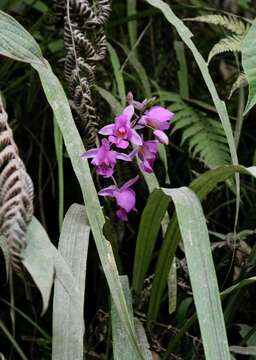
xmin=53 ymin=120 xmax=64 ymax=230
xmin=148 ymin=164 xmax=256 ymax=322
xmin=0 ymin=11 xmax=144 ymax=358
xmin=0 ymin=11 xmax=43 ymax=63
xmin=112 ymin=276 xmax=136 ymax=360
xmin=132 ymin=189 xmax=170 ymax=293
xmin=111 ymin=276 xmax=151 ymax=360
xmin=242 ymin=20 xmax=256 ymax=114
xmin=22 ymin=217 xmax=55 ymax=315
xmin=52 ymin=204 xmax=89 ymax=360
xmin=162 ymin=187 xmax=230 ymax=360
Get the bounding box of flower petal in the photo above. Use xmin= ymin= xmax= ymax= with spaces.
xmin=116 ymin=208 xmax=128 ymax=221
xmin=81 ymin=149 xmax=98 ymax=158
xmin=116 ymin=152 xmax=132 ymax=161
xmin=123 ymin=104 xmax=134 ymax=122
xmin=141 ymin=159 xmax=154 ymax=173
xmin=121 ymin=175 xmax=139 ymax=190
xmin=114 ymin=189 xmax=136 ymax=212
xmin=130 ymin=129 xmax=143 ymax=145
xmin=98 ymin=185 xmax=116 ymax=197
xmin=115 ymin=139 xmax=129 ymax=149
xmin=96 ymin=166 xmax=114 ymax=178
xmin=154 ymin=130 xmax=169 ymax=145
xmin=148 ymin=106 xmax=174 ymax=122
xmin=99 ymin=124 xmax=115 ymax=135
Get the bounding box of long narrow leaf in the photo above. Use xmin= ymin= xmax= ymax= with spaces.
xmin=0 ymin=11 xmax=144 ymax=359
xmin=162 ymin=187 xmax=230 ymax=360
xmin=148 ymin=164 xmax=256 ymax=322
xmin=52 ymin=204 xmax=89 ymax=360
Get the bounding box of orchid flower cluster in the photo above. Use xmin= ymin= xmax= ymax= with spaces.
xmin=82 ymin=93 xmax=174 ymax=221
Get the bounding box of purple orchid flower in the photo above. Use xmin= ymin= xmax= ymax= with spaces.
xmin=82 ymin=139 xmax=130 ymax=178
xmin=137 ymin=139 xmax=158 ymax=173
xmin=137 ymin=105 xmax=174 ymax=145
xmin=99 ymin=105 xmax=142 ymax=149
xmin=98 ymin=176 xmax=139 ymax=221
xmin=139 ymin=106 xmax=174 ymax=130
xmin=153 ymin=129 xmax=169 ymax=145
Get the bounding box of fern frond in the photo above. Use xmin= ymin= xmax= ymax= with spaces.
xmin=229 ymin=72 xmax=248 ymax=99
xmin=52 ymin=0 xmax=111 ymax=148
xmin=208 ymin=34 xmax=243 ymax=63
xmin=0 ymin=96 xmax=34 ymax=272
xmin=170 ymin=100 xmax=231 ymax=168
xmin=187 ymin=15 xmax=248 ymax=35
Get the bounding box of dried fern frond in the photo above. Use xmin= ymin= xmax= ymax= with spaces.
xmin=208 ymin=34 xmax=243 ymax=64
xmin=53 ymin=0 xmax=111 ymax=148
xmin=0 ymin=96 xmax=34 ymax=272
xmin=186 ymin=15 xmax=248 ymax=35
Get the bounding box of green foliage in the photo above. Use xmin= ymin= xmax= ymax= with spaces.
xmin=1 ymin=1 xmax=256 ymax=359
xmin=0 ymin=10 xmax=144 ymax=359
xmin=188 ymin=15 xmax=248 ymax=35
xmin=171 ymin=98 xmax=231 ymax=168
xmin=187 ymin=14 xmax=250 ymax=64
xmin=242 ymin=19 xmax=256 ymax=114
xmin=208 ymin=34 xmax=244 ymax=63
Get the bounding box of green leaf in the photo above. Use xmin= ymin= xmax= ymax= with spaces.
xmin=168 ymin=260 xmax=177 ymax=314
xmin=54 ymin=120 xmax=64 ymax=230
xmin=0 ymin=319 xmax=28 ymax=360
xmin=161 ymin=187 xmax=230 ymax=360
xmin=111 ymin=276 xmax=151 ymax=360
xmin=230 ymin=346 xmax=256 ymax=355
xmin=22 ymin=217 xmax=55 ymax=315
xmin=0 ymin=11 xmax=144 ymax=359
xmin=132 ymin=189 xmax=170 ymax=293
xmin=52 ymin=204 xmax=89 ymax=360
xmin=108 ymin=42 xmax=126 ymax=106
xmin=95 ymin=85 xmax=123 ymax=115
xmin=148 ymin=165 xmax=256 ymax=322
xmin=144 ymin=0 xmax=238 ymax=168
xmin=127 ymin=0 xmax=138 ymax=49
xmin=242 ymin=20 xmax=256 ymax=114
xmin=0 ymin=10 xmax=43 ymax=64
xmin=174 ymin=40 xmax=189 ymax=97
